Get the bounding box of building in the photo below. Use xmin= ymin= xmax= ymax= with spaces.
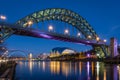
xmin=49 ymin=47 xmax=76 ymax=58
xmin=28 ymin=53 xmax=32 ymax=59
xmin=37 ymin=53 xmax=49 ymax=60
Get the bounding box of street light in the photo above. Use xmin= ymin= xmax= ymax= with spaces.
xmin=0 ymin=15 xmax=6 ymax=20
xmin=103 ymin=39 xmax=107 ymax=42
xmin=48 ymin=25 xmax=53 ymax=31
xmin=77 ymin=32 xmax=81 ymax=37
xmin=64 ymin=29 xmax=69 ymax=34
xmin=96 ymin=37 xmax=100 ymax=41
xmin=88 ymin=35 xmax=91 ymax=39
xmin=27 ymin=20 xmax=33 ymax=27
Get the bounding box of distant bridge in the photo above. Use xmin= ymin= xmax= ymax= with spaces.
xmin=2 ymin=49 xmax=29 ymax=58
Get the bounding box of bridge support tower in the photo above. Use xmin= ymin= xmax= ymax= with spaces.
xmin=110 ymin=37 xmax=118 ymax=57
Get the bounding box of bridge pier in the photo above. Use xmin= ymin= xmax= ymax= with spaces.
xmin=93 ymin=45 xmax=110 ymax=58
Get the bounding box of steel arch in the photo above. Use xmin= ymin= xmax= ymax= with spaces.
xmin=16 ymin=8 xmax=98 ymax=40
xmin=6 ymin=50 xmax=28 ymax=58
xmin=0 ymin=24 xmax=14 ymax=41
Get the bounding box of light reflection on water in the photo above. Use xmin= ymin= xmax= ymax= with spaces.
xmin=14 ymin=61 xmax=120 ymax=80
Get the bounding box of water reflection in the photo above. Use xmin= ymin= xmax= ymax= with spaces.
xmin=50 ymin=61 xmax=60 ymax=74
xmin=104 ymin=69 xmax=106 ymax=80
xmin=87 ymin=62 xmax=90 ymax=80
xmin=113 ymin=65 xmax=117 ymax=80
xmin=15 ymin=61 xmax=120 ymax=80
xmin=28 ymin=61 xmax=33 ymax=72
xmin=118 ymin=65 xmax=120 ymax=80
xmin=79 ymin=62 xmax=82 ymax=74
xmin=96 ymin=62 xmax=99 ymax=80
xmin=42 ymin=61 xmax=45 ymax=71
xmin=91 ymin=62 xmax=95 ymax=77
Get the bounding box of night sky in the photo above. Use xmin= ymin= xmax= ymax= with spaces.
xmin=0 ymin=0 xmax=120 ymax=55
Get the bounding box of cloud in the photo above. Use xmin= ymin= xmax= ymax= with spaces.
xmin=103 ymin=25 xmax=120 ymax=37
xmin=110 ymin=25 xmax=120 ymax=32
xmin=97 ymin=25 xmax=120 ymax=43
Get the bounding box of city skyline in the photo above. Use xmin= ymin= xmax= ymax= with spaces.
xmin=0 ymin=0 xmax=120 ymax=54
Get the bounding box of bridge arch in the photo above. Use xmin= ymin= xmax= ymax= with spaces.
xmin=16 ymin=8 xmax=98 ymax=40
xmin=6 ymin=50 xmax=28 ymax=58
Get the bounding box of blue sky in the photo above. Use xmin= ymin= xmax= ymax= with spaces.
xmin=0 ymin=0 xmax=120 ymax=54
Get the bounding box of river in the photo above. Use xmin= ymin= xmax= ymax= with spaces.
xmin=14 ymin=61 xmax=120 ymax=80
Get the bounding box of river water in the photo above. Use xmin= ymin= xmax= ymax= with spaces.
xmin=14 ymin=61 xmax=120 ymax=80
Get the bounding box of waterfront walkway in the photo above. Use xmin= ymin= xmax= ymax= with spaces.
xmin=0 ymin=61 xmax=16 ymax=80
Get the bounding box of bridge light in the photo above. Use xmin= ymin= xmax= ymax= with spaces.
xmin=96 ymin=54 xmax=100 ymax=57
xmin=96 ymin=37 xmax=100 ymax=41
xmin=64 ymin=29 xmax=69 ymax=34
xmin=88 ymin=35 xmax=91 ymax=39
xmin=77 ymin=32 xmax=81 ymax=37
xmin=103 ymin=39 xmax=107 ymax=42
xmin=27 ymin=20 xmax=33 ymax=27
xmin=0 ymin=15 xmax=6 ymax=20
xmin=48 ymin=25 xmax=53 ymax=31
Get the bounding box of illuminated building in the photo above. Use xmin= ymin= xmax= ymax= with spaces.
xmin=28 ymin=53 xmax=32 ymax=59
xmin=37 ymin=53 xmax=49 ymax=60
xmin=49 ymin=47 xmax=76 ymax=58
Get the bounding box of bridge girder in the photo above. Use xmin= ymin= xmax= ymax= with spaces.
xmin=0 ymin=24 xmax=14 ymax=42
xmin=16 ymin=8 xmax=98 ymax=40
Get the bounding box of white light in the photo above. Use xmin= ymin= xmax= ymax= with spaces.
xmin=48 ymin=25 xmax=53 ymax=31
xmin=96 ymin=54 xmax=100 ymax=57
xmin=27 ymin=20 xmax=33 ymax=26
xmin=88 ymin=35 xmax=91 ymax=39
xmin=96 ymin=37 xmax=100 ymax=41
xmin=64 ymin=29 xmax=69 ymax=34
xmin=29 ymin=53 xmax=32 ymax=59
xmin=0 ymin=15 xmax=6 ymax=20
xmin=103 ymin=39 xmax=107 ymax=42
xmin=77 ymin=32 xmax=81 ymax=37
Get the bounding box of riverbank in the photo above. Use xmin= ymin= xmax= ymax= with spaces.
xmin=49 ymin=58 xmax=120 ymax=64
xmin=0 ymin=61 xmax=17 ymax=80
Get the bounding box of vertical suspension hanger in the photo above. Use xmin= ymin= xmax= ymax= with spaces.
xmin=53 ymin=20 xmax=55 ymax=33
xmin=64 ymin=22 xmax=66 ymax=34
xmin=58 ymin=20 xmax=60 ymax=34
xmin=67 ymin=23 xmax=69 ymax=35
xmin=72 ymin=25 xmax=74 ymax=37
xmin=36 ymin=21 xmax=39 ymax=29
xmin=42 ymin=20 xmax=44 ymax=31
xmin=48 ymin=20 xmax=50 ymax=32
xmin=67 ymin=23 xmax=70 ymax=36
xmin=73 ymin=25 xmax=75 ymax=37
